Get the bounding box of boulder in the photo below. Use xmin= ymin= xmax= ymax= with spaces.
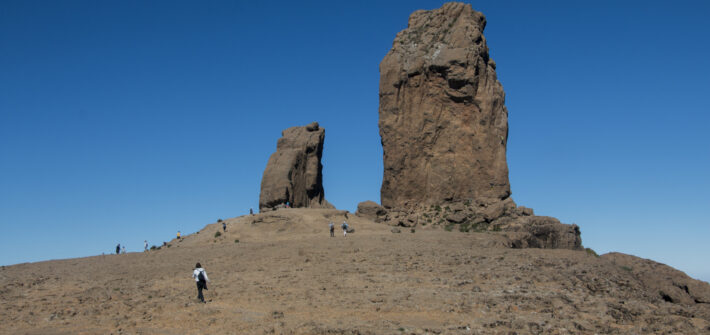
xmin=259 ymin=122 xmax=332 ymax=211
xmin=379 ymin=2 xmax=511 ymax=210
xmin=355 ymin=201 xmax=387 ymax=221
xmin=517 ymin=206 xmax=534 ymax=216
xmin=446 ymin=212 xmax=467 ymax=224
xmin=504 ymin=216 xmax=581 ymax=250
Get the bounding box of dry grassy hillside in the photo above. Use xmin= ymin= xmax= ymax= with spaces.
xmin=2 ymin=209 xmax=709 ymax=334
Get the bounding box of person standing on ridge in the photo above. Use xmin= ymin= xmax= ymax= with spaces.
xmin=177 ymin=231 xmax=181 ymax=240
xmin=250 ymin=208 xmax=254 ymax=215
xmin=329 ymin=222 xmax=334 ymax=237
xmin=121 ymin=245 xmax=126 ymax=254
xmin=116 ymin=243 xmax=120 ymax=255
xmin=144 ymin=240 xmax=148 ymax=252
xmin=222 ymin=221 xmax=227 ymax=232
xmin=192 ymin=262 xmax=210 ymax=303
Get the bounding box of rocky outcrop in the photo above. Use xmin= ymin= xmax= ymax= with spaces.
xmin=376 ymin=3 xmax=581 ymax=250
xmin=379 ymin=2 xmax=510 ymax=210
xmin=259 ymin=122 xmax=332 ymax=211
xmin=602 ymin=252 xmax=710 ymax=305
xmin=355 ymin=201 xmax=387 ymax=222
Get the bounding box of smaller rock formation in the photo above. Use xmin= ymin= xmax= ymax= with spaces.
xmin=355 ymin=201 xmax=387 ymax=222
xmin=259 ymin=122 xmax=332 ymax=211
xmin=376 ymin=197 xmax=581 ymax=250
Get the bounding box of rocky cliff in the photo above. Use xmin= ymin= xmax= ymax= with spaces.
xmin=375 ymin=2 xmax=580 ymax=249
xmin=379 ymin=2 xmax=510 ymax=209
xmin=259 ymin=122 xmax=331 ymax=211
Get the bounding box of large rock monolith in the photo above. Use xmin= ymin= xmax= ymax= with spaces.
xmin=379 ymin=2 xmax=510 ymax=210
xmin=376 ymin=2 xmax=581 ymax=250
xmin=259 ymin=122 xmax=332 ymax=211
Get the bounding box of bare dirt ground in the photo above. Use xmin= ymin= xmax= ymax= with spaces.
xmin=2 ymin=209 xmax=709 ymax=334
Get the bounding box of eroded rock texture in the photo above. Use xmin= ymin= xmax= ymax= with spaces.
xmin=379 ymin=2 xmax=510 ymax=210
xmin=376 ymin=3 xmax=581 ymax=250
xmin=259 ymin=122 xmax=331 ymax=211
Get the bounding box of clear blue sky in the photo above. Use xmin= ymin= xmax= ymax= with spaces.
xmin=1 ymin=1 xmax=708 ymax=281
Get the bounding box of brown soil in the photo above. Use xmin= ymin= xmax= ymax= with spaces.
xmin=2 ymin=209 xmax=709 ymax=334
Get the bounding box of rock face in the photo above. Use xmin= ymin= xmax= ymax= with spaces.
xmin=379 ymin=2 xmax=510 ymax=210
xmin=259 ymin=122 xmax=331 ymax=211
xmin=375 ymin=2 xmax=581 ymax=250
xmin=355 ymin=201 xmax=387 ymax=222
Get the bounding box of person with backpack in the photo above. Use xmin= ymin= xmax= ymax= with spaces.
xmin=329 ymin=222 xmax=334 ymax=237
xmin=192 ymin=262 xmax=210 ymax=303
xmin=116 ymin=243 xmax=120 ymax=255
xmin=222 ymin=221 xmax=227 ymax=232
xmin=341 ymin=221 xmax=348 ymax=237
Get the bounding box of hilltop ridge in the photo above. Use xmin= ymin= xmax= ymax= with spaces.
xmin=2 ymin=209 xmax=709 ymax=334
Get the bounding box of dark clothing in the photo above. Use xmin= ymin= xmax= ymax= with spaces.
xmin=196 ymin=281 xmax=207 ymax=302
xmin=222 ymin=223 xmax=226 ymax=232
xmin=116 ymin=245 xmax=120 ymax=254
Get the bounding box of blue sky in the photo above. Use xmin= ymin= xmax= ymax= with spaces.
xmin=1 ymin=1 xmax=708 ymax=282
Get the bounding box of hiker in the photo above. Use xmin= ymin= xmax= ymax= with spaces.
xmin=116 ymin=244 xmax=120 ymax=255
xmin=222 ymin=221 xmax=227 ymax=232
xmin=121 ymin=246 xmax=126 ymax=254
xmin=329 ymin=222 xmax=334 ymax=237
xmin=192 ymin=262 xmax=210 ymax=303
xmin=144 ymin=240 xmax=148 ymax=252
xmin=177 ymin=231 xmax=181 ymax=240
xmin=250 ymin=208 xmax=254 ymax=215
xmin=341 ymin=221 xmax=348 ymax=237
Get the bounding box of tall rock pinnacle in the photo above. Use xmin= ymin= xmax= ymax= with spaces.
xmin=371 ymin=2 xmax=581 ymax=250
xmin=259 ymin=122 xmax=331 ymax=211
xmin=379 ymin=2 xmax=510 ymax=210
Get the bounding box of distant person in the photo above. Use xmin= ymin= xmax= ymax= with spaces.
xmin=121 ymin=246 xmax=126 ymax=254
xmin=222 ymin=221 xmax=227 ymax=232
xmin=341 ymin=221 xmax=348 ymax=237
xmin=116 ymin=244 xmax=120 ymax=255
xmin=177 ymin=231 xmax=181 ymax=240
xmin=250 ymin=208 xmax=254 ymax=216
xmin=144 ymin=240 xmax=148 ymax=252
xmin=329 ymin=222 xmax=334 ymax=237
xmin=286 ymin=202 xmax=290 ymax=208
xmin=192 ymin=262 xmax=210 ymax=303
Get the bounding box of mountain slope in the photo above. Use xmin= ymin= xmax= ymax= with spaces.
xmin=2 ymin=209 xmax=708 ymax=334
